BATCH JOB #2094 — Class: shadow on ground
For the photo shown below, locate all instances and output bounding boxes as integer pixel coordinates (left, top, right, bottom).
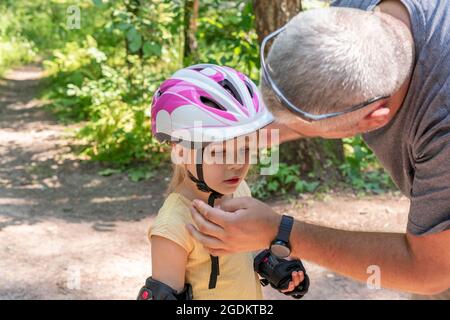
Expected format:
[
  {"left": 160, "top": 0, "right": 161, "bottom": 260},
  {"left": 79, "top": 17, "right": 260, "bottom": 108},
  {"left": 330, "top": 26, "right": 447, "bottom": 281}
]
[{"left": 0, "top": 64, "right": 166, "bottom": 232}]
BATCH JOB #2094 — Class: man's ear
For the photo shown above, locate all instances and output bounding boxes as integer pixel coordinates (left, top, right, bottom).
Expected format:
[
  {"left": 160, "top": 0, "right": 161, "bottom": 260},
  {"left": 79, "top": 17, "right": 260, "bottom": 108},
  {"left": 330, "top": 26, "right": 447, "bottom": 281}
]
[{"left": 358, "top": 106, "right": 391, "bottom": 131}]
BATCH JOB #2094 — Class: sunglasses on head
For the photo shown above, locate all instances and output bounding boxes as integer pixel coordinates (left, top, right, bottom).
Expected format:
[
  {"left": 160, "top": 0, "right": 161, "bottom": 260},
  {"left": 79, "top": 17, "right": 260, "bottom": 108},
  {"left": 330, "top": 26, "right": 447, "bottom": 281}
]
[{"left": 260, "top": 26, "right": 390, "bottom": 122}]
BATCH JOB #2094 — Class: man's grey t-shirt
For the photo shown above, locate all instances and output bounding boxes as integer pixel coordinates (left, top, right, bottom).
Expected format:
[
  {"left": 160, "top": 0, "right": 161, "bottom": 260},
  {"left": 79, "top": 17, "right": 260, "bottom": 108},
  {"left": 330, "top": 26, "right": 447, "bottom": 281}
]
[{"left": 332, "top": 0, "right": 450, "bottom": 235}]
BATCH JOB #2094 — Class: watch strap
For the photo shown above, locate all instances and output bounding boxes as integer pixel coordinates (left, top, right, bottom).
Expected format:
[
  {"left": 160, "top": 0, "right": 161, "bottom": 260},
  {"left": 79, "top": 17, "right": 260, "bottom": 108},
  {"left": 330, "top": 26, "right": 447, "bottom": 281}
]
[{"left": 277, "top": 215, "right": 294, "bottom": 244}]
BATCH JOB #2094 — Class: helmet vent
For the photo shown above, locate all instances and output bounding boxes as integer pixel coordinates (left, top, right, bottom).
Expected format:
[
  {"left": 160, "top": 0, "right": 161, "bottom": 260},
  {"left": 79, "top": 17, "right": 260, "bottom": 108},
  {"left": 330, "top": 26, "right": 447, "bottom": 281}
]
[
  {"left": 200, "top": 96, "right": 226, "bottom": 111},
  {"left": 219, "top": 79, "right": 243, "bottom": 105},
  {"left": 245, "top": 82, "right": 254, "bottom": 98}
]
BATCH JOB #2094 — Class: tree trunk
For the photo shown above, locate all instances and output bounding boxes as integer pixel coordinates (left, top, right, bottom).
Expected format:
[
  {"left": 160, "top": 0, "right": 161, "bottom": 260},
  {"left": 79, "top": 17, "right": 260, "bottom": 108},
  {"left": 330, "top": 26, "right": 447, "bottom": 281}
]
[
  {"left": 253, "top": 0, "right": 344, "bottom": 181},
  {"left": 254, "top": 0, "right": 302, "bottom": 44},
  {"left": 183, "top": 0, "right": 199, "bottom": 66}
]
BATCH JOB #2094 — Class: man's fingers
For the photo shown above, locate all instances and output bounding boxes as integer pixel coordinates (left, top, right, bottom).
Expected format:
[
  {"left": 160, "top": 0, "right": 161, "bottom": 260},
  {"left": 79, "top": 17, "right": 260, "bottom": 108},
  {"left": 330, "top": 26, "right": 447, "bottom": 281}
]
[
  {"left": 190, "top": 206, "right": 225, "bottom": 238},
  {"left": 185, "top": 224, "right": 225, "bottom": 250},
  {"left": 219, "top": 197, "right": 252, "bottom": 212},
  {"left": 192, "top": 200, "right": 231, "bottom": 226}
]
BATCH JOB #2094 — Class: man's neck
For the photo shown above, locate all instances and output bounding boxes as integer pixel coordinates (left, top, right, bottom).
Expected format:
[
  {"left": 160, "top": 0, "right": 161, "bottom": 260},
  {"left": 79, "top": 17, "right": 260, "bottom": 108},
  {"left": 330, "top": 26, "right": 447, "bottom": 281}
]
[{"left": 375, "top": 0, "right": 414, "bottom": 122}]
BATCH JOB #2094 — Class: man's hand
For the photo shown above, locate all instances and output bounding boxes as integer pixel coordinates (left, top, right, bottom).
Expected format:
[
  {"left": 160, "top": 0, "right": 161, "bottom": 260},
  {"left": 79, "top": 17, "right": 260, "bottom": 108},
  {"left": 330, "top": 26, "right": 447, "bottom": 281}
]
[{"left": 186, "top": 197, "right": 282, "bottom": 256}]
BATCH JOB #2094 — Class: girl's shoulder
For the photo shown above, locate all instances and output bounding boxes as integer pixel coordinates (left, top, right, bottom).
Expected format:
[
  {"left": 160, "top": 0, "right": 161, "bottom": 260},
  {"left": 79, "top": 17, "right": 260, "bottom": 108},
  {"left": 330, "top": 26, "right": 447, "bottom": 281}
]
[
  {"left": 157, "top": 192, "right": 192, "bottom": 220},
  {"left": 149, "top": 193, "right": 195, "bottom": 253}
]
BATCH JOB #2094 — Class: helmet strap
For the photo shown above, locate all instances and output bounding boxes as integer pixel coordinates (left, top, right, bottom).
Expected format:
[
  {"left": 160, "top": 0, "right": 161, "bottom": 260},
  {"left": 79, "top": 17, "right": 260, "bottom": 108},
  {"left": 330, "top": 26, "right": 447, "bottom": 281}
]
[
  {"left": 187, "top": 147, "right": 223, "bottom": 203},
  {"left": 186, "top": 147, "right": 222, "bottom": 289}
]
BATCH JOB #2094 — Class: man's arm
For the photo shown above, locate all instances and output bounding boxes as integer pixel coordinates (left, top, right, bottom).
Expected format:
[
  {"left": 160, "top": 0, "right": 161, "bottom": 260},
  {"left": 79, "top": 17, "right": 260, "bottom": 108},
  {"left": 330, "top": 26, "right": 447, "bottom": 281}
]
[
  {"left": 290, "top": 221, "right": 450, "bottom": 295},
  {"left": 187, "top": 197, "right": 450, "bottom": 295}
]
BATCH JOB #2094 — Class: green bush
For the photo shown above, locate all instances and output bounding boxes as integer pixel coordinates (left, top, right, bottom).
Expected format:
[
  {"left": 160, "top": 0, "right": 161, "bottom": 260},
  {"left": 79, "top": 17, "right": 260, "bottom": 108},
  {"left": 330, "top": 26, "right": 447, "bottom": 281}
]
[
  {"left": 0, "top": 38, "right": 36, "bottom": 76},
  {"left": 340, "top": 136, "right": 395, "bottom": 194},
  {"left": 42, "top": 36, "right": 105, "bottom": 122},
  {"left": 39, "top": 0, "right": 179, "bottom": 167},
  {"left": 195, "top": 0, "right": 259, "bottom": 81},
  {"left": 0, "top": 4, "right": 37, "bottom": 75},
  {"left": 249, "top": 161, "right": 320, "bottom": 199}
]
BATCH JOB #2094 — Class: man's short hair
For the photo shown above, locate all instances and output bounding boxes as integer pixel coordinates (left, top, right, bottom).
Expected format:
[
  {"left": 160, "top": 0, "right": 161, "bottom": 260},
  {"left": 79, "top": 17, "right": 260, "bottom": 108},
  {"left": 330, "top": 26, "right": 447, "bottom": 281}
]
[{"left": 261, "top": 7, "right": 414, "bottom": 122}]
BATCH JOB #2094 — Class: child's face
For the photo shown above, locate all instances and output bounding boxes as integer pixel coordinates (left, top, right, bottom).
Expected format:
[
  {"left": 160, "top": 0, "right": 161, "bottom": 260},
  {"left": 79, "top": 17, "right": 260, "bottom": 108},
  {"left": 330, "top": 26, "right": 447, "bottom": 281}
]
[{"left": 184, "top": 138, "right": 253, "bottom": 195}]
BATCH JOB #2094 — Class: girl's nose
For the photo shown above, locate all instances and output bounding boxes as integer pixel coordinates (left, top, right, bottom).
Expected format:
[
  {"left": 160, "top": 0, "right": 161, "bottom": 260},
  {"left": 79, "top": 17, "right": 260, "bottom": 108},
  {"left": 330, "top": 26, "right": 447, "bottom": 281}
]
[{"left": 227, "top": 161, "right": 246, "bottom": 170}]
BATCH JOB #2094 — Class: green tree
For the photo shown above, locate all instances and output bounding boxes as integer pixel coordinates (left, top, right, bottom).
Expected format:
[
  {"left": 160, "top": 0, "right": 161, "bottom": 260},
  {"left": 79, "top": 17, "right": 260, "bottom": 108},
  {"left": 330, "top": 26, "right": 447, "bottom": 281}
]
[{"left": 253, "top": 0, "right": 345, "bottom": 182}]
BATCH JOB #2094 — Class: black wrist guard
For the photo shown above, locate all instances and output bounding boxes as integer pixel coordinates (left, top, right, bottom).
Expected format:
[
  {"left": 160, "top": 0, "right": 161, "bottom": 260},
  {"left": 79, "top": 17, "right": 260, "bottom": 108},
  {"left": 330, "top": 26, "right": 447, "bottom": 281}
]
[{"left": 254, "top": 249, "right": 309, "bottom": 299}]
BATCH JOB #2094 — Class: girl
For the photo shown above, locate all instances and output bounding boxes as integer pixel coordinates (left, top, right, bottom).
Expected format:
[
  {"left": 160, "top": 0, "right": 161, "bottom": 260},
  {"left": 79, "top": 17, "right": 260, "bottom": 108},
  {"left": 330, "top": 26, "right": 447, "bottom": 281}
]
[{"left": 140, "top": 64, "right": 306, "bottom": 300}]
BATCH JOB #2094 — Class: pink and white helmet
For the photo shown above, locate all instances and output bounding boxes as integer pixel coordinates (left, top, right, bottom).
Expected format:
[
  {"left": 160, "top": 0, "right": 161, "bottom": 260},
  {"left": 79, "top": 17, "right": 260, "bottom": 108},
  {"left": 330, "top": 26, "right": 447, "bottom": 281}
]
[{"left": 151, "top": 64, "right": 274, "bottom": 144}]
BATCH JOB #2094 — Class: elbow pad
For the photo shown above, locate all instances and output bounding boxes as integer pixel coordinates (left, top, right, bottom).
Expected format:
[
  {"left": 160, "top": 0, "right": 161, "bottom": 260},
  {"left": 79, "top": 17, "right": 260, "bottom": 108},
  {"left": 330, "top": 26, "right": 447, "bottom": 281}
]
[{"left": 137, "top": 277, "right": 193, "bottom": 300}]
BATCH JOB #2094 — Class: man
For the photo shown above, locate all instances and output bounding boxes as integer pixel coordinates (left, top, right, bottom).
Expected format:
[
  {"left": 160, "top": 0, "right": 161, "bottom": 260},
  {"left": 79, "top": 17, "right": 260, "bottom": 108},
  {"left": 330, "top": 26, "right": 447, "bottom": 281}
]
[{"left": 186, "top": 0, "right": 450, "bottom": 296}]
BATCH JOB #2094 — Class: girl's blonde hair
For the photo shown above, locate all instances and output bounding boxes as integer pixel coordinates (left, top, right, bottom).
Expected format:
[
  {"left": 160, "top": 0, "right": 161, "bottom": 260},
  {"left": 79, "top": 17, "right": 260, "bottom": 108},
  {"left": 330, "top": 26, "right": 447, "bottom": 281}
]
[{"left": 166, "top": 163, "right": 186, "bottom": 196}]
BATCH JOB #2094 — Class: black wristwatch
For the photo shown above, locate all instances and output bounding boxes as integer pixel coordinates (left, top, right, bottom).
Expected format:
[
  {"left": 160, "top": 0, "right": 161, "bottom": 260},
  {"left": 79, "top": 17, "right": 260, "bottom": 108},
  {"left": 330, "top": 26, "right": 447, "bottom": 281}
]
[{"left": 270, "top": 215, "right": 294, "bottom": 258}]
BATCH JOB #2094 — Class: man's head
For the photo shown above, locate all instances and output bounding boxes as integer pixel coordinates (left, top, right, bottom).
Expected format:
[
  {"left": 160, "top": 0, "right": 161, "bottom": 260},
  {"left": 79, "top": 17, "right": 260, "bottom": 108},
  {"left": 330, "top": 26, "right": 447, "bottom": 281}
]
[{"left": 261, "top": 6, "right": 414, "bottom": 139}]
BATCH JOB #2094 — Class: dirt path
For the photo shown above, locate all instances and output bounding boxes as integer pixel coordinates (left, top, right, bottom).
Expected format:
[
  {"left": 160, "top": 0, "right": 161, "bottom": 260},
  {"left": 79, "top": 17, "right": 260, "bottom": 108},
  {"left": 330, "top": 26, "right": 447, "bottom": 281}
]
[{"left": 0, "top": 65, "right": 413, "bottom": 299}]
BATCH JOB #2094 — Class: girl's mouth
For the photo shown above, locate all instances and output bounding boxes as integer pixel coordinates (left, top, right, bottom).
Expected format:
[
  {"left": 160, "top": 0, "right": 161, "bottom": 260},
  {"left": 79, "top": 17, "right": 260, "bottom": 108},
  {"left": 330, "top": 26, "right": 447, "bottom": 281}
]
[{"left": 223, "top": 177, "right": 240, "bottom": 185}]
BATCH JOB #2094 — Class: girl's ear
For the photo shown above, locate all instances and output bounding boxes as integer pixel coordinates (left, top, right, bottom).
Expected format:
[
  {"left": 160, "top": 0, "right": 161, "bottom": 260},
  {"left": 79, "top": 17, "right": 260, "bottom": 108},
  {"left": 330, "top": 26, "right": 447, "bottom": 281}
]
[{"left": 171, "top": 144, "right": 185, "bottom": 165}]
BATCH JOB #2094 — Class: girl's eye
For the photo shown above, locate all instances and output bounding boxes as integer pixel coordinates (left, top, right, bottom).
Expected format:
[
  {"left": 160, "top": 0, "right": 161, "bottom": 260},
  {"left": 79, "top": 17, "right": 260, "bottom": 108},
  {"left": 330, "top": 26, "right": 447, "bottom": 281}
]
[{"left": 212, "top": 150, "right": 224, "bottom": 156}]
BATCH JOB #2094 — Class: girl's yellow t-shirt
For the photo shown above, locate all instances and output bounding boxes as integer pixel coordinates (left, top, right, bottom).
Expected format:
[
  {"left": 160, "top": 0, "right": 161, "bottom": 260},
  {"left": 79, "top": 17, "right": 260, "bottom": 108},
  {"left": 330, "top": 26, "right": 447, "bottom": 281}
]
[{"left": 149, "top": 180, "right": 263, "bottom": 300}]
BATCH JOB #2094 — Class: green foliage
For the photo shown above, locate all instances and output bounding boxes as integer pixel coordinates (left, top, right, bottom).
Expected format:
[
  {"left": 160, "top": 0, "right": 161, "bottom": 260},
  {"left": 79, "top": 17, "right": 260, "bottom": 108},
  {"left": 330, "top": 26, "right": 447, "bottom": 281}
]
[
  {"left": 250, "top": 162, "right": 320, "bottom": 199},
  {"left": 38, "top": 0, "right": 259, "bottom": 169},
  {"left": 101, "top": 0, "right": 181, "bottom": 58},
  {"left": 0, "top": 3, "right": 37, "bottom": 75},
  {"left": 127, "top": 166, "right": 155, "bottom": 182},
  {"left": 39, "top": 0, "right": 178, "bottom": 167},
  {"left": 249, "top": 136, "right": 394, "bottom": 198},
  {"left": 340, "top": 136, "right": 395, "bottom": 194},
  {"left": 0, "top": 39, "right": 36, "bottom": 76},
  {"left": 42, "top": 36, "right": 105, "bottom": 122},
  {"left": 3, "top": 0, "right": 395, "bottom": 192},
  {"left": 195, "top": 0, "right": 260, "bottom": 81},
  {"left": 50, "top": 52, "right": 168, "bottom": 165}
]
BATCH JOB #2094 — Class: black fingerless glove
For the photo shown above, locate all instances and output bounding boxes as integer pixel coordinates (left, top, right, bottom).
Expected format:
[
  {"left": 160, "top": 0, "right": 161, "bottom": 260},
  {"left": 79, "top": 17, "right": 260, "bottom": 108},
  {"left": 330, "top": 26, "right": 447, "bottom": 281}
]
[{"left": 254, "top": 249, "right": 309, "bottom": 299}]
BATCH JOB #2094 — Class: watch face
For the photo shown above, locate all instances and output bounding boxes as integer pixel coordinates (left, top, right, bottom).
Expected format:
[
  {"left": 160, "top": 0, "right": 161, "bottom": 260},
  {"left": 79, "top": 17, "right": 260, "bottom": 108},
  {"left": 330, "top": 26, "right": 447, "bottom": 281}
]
[{"left": 270, "top": 243, "right": 290, "bottom": 258}]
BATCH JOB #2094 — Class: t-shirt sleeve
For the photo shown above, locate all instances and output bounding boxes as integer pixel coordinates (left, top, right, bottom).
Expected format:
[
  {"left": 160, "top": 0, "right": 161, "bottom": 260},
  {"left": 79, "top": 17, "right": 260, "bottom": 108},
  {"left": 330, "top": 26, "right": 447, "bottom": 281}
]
[
  {"left": 149, "top": 198, "right": 195, "bottom": 253},
  {"left": 409, "top": 116, "right": 450, "bottom": 235}
]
